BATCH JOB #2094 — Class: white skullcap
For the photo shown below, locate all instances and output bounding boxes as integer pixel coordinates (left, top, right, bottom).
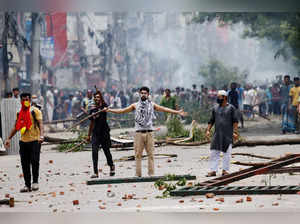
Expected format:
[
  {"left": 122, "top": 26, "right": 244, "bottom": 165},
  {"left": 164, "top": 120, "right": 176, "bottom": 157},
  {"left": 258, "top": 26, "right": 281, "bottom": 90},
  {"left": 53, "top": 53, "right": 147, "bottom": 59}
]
[{"left": 217, "top": 90, "right": 228, "bottom": 96}]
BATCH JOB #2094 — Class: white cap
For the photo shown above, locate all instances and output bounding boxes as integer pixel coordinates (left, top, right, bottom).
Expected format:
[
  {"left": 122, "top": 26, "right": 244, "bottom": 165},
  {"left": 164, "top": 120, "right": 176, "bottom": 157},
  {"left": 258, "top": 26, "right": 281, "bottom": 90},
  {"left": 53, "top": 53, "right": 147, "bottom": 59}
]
[{"left": 217, "top": 90, "right": 228, "bottom": 97}]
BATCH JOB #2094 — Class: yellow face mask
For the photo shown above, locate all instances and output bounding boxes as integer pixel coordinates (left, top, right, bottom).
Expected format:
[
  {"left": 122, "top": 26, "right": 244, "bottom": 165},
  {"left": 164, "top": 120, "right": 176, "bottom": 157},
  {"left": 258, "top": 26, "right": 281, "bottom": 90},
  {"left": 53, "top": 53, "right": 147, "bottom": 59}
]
[{"left": 24, "top": 101, "right": 30, "bottom": 107}]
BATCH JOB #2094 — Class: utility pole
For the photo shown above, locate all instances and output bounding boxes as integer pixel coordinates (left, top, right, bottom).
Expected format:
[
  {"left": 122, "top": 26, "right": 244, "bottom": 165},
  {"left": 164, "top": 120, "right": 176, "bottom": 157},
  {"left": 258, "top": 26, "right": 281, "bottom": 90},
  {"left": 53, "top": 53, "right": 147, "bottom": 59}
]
[
  {"left": 29, "top": 13, "right": 41, "bottom": 95},
  {"left": 2, "top": 12, "right": 10, "bottom": 97},
  {"left": 75, "top": 13, "right": 86, "bottom": 88},
  {"left": 113, "top": 12, "right": 128, "bottom": 91}
]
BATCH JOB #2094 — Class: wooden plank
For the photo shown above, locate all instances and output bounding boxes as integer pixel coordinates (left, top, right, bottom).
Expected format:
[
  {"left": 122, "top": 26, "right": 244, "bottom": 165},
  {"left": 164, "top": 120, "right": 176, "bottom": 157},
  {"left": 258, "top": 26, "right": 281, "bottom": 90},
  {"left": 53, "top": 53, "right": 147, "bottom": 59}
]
[
  {"left": 1, "top": 99, "right": 21, "bottom": 155},
  {"left": 111, "top": 136, "right": 134, "bottom": 144},
  {"left": 205, "top": 154, "right": 300, "bottom": 187},
  {"left": 196, "top": 154, "right": 300, "bottom": 187},
  {"left": 86, "top": 174, "right": 196, "bottom": 185},
  {"left": 170, "top": 185, "right": 300, "bottom": 196}
]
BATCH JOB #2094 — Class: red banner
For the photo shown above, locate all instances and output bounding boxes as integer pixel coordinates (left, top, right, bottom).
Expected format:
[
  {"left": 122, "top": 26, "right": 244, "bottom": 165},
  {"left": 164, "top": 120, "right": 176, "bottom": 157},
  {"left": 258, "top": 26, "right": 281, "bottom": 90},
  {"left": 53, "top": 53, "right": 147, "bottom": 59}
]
[{"left": 45, "top": 12, "right": 67, "bottom": 67}]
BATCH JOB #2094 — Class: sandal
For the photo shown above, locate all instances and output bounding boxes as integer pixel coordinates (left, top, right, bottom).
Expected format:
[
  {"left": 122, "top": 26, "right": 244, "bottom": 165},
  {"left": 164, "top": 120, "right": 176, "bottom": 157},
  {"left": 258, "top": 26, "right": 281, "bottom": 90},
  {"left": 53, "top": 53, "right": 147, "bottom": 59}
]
[
  {"left": 222, "top": 170, "right": 229, "bottom": 176},
  {"left": 205, "top": 171, "right": 216, "bottom": 177}
]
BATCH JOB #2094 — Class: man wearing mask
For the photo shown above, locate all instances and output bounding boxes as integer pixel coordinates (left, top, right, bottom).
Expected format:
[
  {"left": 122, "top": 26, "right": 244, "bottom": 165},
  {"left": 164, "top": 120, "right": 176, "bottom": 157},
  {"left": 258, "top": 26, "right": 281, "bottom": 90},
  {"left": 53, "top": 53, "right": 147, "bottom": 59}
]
[
  {"left": 5, "top": 93, "right": 44, "bottom": 192},
  {"left": 31, "top": 94, "right": 42, "bottom": 110},
  {"left": 205, "top": 90, "right": 239, "bottom": 177},
  {"left": 289, "top": 77, "right": 300, "bottom": 134},
  {"left": 106, "top": 86, "right": 187, "bottom": 177}
]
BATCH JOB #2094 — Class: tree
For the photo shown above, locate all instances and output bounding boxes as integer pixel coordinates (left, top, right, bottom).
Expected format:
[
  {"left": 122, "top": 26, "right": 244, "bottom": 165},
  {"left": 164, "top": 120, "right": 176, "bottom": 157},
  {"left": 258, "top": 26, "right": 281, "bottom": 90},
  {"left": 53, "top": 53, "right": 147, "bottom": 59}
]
[
  {"left": 199, "top": 59, "right": 247, "bottom": 88},
  {"left": 193, "top": 13, "right": 300, "bottom": 71}
]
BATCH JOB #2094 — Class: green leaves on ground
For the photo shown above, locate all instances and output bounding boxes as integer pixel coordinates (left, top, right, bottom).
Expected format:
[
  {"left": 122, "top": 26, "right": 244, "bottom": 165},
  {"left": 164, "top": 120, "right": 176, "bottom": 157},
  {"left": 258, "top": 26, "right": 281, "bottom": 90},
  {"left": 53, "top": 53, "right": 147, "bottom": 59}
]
[
  {"left": 154, "top": 174, "right": 187, "bottom": 198},
  {"left": 58, "top": 131, "right": 88, "bottom": 152}
]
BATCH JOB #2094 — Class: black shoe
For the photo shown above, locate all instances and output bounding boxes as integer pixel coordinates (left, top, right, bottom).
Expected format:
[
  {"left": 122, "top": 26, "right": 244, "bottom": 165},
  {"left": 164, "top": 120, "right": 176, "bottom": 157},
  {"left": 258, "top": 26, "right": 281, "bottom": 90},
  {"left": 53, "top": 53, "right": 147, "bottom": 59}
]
[
  {"left": 90, "top": 174, "right": 99, "bottom": 179},
  {"left": 110, "top": 166, "right": 115, "bottom": 176}
]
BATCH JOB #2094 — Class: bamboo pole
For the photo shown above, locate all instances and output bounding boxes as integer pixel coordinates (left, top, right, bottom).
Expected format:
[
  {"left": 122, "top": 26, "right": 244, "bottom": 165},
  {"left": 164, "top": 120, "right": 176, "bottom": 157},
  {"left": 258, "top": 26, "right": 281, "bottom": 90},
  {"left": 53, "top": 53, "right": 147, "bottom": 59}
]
[
  {"left": 114, "top": 153, "right": 178, "bottom": 162},
  {"left": 65, "top": 140, "right": 87, "bottom": 153},
  {"left": 66, "top": 109, "right": 105, "bottom": 132},
  {"left": 233, "top": 138, "right": 300, "bottom": 147},
  {"left": 44, "top": 118, "right": 76, "bottom": 125},
  {"left": 232, "top": 153, "right": 275, "bottom": 160}
]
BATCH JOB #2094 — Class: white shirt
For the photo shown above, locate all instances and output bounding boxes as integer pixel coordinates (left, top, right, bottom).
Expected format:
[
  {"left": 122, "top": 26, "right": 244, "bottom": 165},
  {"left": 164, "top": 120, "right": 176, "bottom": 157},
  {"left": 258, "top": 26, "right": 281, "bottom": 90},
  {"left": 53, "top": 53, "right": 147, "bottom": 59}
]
[
  {"left": 244, "top": 89, "right": 256, "bottom": 106},
  {"left": 46, "top": 90, "right": 54, "bottom": 108}
]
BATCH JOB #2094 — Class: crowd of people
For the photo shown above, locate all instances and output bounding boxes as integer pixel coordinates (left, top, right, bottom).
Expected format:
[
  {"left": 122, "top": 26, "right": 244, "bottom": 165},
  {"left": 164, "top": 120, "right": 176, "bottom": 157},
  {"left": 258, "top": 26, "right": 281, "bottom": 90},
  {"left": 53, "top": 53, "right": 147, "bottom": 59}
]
[
  {"left": 4, "top": 75, "right": 300, "bottom": 134},
  {"left": 3, "top": 74, "right": 300, "bottom": 193},
  {"left": 3, "top": 74, "right": 300, "bottom": 134},
  {"left": 156, "top": 76, "right": 300, "bottom": 134}
]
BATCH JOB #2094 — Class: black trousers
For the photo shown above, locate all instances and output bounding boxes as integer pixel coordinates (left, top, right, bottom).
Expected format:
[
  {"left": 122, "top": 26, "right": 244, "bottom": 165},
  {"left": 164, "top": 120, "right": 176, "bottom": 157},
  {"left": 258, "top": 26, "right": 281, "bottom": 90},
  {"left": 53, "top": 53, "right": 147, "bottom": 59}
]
[
  {"left": 92, "top": 133, "right": 114, "bottom": 174},
  {"left": 19, "top": 141, "right": 41, "bottom": 188},
  {"left": 292, "top": 106, "right": 300, "bottom": 131},
  {"left": 272, "top": 100, "right": 281, "bottom": 115}
]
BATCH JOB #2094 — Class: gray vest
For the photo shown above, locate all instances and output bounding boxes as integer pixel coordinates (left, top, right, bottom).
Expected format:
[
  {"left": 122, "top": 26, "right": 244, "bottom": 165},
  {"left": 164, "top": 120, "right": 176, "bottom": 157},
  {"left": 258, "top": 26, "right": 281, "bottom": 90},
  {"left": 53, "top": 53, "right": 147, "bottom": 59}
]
[{"left": 134, "top": 102, "right": 154, "bottom": 131}]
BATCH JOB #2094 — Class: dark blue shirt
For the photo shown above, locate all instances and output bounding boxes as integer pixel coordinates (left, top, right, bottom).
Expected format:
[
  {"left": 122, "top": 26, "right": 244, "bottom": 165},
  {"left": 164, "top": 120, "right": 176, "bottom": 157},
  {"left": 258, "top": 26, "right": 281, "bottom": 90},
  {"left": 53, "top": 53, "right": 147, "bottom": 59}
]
[
  {"left": 280, "top": 84, "right": 291, "bottom": 104},
  {"left": 228, "top": 89, "right": 239, "bottom": 109}
]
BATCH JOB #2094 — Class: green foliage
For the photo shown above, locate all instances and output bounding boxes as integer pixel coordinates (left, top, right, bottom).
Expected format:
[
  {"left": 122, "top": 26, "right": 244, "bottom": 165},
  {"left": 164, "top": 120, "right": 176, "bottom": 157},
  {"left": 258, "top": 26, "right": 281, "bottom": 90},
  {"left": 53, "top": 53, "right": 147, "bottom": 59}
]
[
  {"left": 154, "top": 174, "right": 188, "bottom": 198},
  {"left": 164, "top": 173, "right": 179, "bottom": 181},
  {"left": 58, "top": 130, "right": 88, "bottom": 152},
  {"left": 166, "top": 116, "right": 189, "bottom": 138},
  {"left": 154, "top": 179, "right": 166, "bottom": 188},
  {"left": 182, "top": 103, "right": 211, "bottom": 124},
  {"left": 191, "top": 126, "right": 208, "bottom": 142},
  {"left": 199, "top": 59, "right": 247, "bottom": 89},
  {"left": 164, "top": 112, "right": 213, "bottom": 142},
  {"left": 176, "top": 178, "right": 187, "bottom": 186}
]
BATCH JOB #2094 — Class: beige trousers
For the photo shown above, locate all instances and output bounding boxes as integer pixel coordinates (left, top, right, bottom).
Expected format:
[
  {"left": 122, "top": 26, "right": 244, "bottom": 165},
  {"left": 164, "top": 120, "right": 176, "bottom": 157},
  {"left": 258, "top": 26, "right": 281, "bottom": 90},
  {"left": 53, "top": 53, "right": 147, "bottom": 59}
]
[{"left": 134, "top": 132, "right": 154, "bottom": 177}]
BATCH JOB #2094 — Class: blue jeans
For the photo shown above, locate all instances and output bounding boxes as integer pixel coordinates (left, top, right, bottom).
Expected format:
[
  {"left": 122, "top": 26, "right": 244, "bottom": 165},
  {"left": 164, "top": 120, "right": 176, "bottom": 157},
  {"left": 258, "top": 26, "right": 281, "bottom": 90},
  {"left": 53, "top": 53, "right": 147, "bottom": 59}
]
[{"left": 281, "top": 104, "right": 295, "bottom": 132}]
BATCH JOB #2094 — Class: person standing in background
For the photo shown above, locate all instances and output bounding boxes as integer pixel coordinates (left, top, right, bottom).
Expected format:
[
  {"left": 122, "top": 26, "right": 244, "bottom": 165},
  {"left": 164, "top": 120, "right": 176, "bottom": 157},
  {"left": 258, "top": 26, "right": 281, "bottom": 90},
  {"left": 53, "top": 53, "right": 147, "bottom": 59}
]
[
  {"left": 271, "top": 83, "right": 281, "bottom": 116},
  {"left": 46, "top": 86, "right": 54, "bottom": 122},
  {"left": 12, "top": 87, "right": 20, "bottom": 99},
  {"left": 289, "top": 77, "right": 300, "bottom": 134},
  {"left": 228, "top": 82, "right": 244, "bottom": 128},
  {"left": 280, "top": 75, "right": 293, "bottom": 134},
  {"left": 243, "top": 84, "right": 256, "bottom": 119}
]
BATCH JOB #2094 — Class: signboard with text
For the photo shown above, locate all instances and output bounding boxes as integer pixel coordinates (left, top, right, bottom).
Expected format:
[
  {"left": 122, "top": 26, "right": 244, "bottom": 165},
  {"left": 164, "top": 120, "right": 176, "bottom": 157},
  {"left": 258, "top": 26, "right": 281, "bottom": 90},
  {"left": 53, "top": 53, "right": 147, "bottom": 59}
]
[{"left": 40, "top": 37, "right": 55, "bottom": 60}]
